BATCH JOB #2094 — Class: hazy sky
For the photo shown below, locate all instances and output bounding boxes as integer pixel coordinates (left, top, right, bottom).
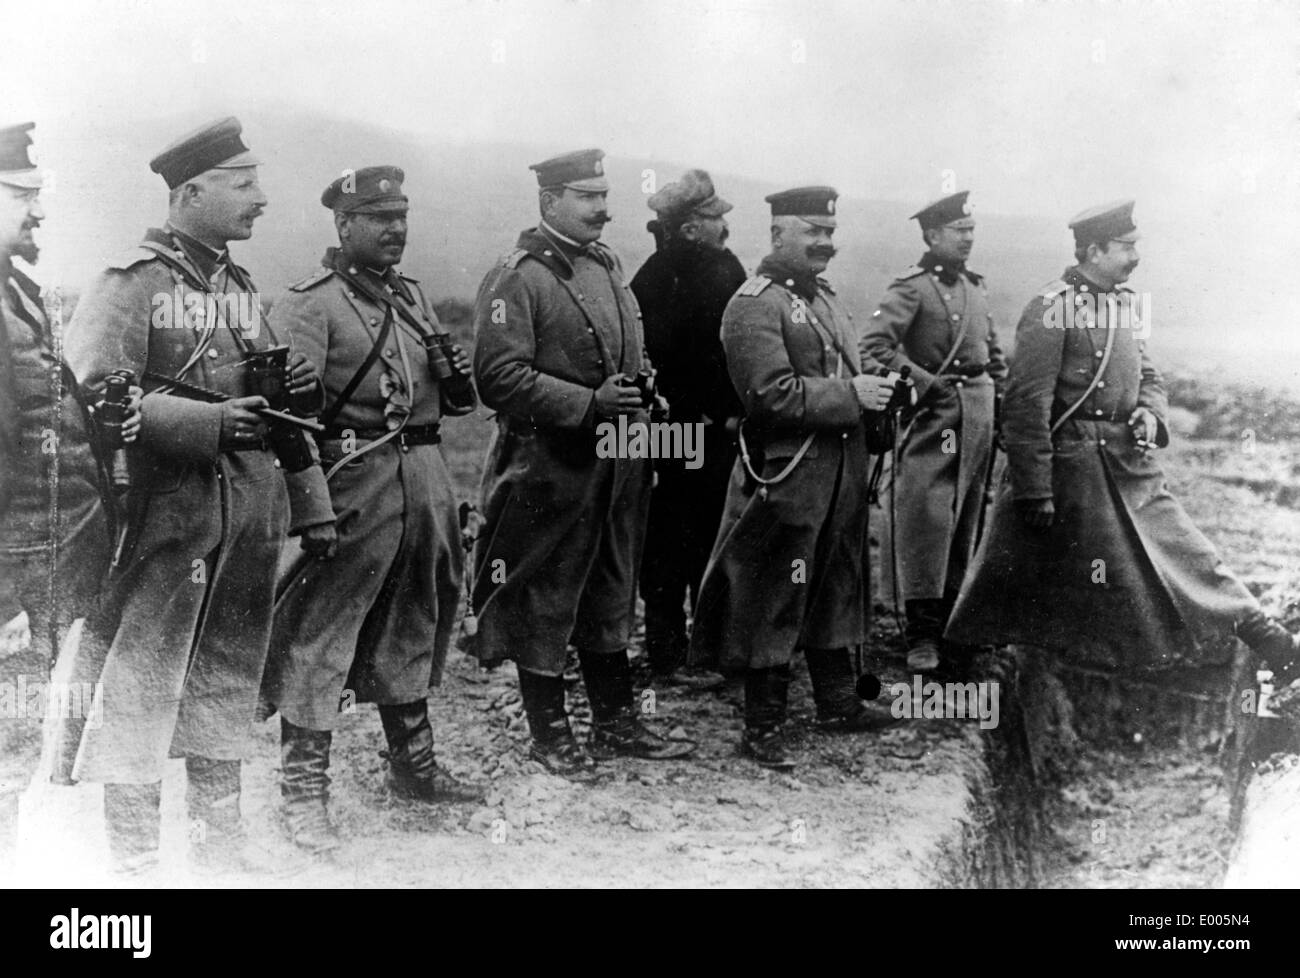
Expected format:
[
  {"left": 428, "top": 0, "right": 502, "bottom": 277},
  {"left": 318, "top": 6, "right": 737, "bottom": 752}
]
[
  {"left": 8, "top": 0, "right": 1295, "bottom": 210},
  {"left": 5, "top": 0, "right": 1299, "bottom": 367}
]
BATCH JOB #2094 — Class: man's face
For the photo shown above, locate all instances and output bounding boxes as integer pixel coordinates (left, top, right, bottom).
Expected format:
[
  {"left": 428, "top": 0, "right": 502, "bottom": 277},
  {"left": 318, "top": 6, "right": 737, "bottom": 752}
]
[
  {"left": 774, "top": 218, "right": 837, "bottom": 275},
  {"left": 927, "top": 222, "right": 975, "bottom": 264},
  {"left": 187, "top": 167, "right": 268, "bottom": 243},
  {"left": 1090, "top": 238, "right": 1140, "bottom": 285},
  {"left": 543, "top": 188, "right": 610, "bottom": 245},
  {"left": 0, "top": 184, "right": 44, "bottom": 263},
  {"left": 339, "top": 209, "right": 408, "bottom": 268},
  {"left": 681, "top": 214, "right": 729, "bottom": 251}
]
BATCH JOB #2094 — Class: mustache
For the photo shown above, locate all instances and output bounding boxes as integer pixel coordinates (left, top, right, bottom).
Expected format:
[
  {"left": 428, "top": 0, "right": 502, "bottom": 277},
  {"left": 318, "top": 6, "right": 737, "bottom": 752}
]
[
  {"left": 586, "top": 214, "right": 611, "bottom": 226},
  {"left": 380, "top": 235, "right": 406, "bottom": 246},
  {"left": 807, "top": 245, "right": 837, "bottom": 259}
]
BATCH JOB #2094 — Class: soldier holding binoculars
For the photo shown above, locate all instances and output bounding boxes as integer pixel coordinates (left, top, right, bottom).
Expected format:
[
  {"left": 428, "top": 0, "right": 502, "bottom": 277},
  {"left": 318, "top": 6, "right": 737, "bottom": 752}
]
[
  {"left": 259, "top": 165, "right": 483, "bottom": 857},
  {"left": 63, "top": 117, "right": 324, "bottom": 875}
]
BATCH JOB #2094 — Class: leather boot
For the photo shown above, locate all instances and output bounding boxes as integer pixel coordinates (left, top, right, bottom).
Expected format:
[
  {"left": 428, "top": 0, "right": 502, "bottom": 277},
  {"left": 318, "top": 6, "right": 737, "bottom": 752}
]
[
  {"left": 187, "top": 757, "right": 301, "bottom": 876},
  {"left": 741, "top": 665, "right": 794, "bottom": 769},
  {"left": 519, "top": 668, "right": 600, "bottom": 782},
  {"left": 806, "top": 647, "right": 902, "bottom": 733},
  {"left": 104, "top": 782, "right": 162, "bottom": 876},
  {"left": 378, "top": 700, "right": 485, "bottom": 804},
  {"left": 1238, "top": 609, "right": 1300, "bottom": 680},
  {"left": 280, "top": 718, "right": 340, "bottom": 856},
  {"left": 581, "top": 648, "right": 697, "bottom": 760},
  {"left": 905, "top": 599, "right": 944, "bottom": 672}
]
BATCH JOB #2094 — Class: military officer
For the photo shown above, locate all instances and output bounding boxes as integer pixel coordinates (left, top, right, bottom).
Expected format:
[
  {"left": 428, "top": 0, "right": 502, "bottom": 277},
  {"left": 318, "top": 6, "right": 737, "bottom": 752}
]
[
  {"left": 630, "top": 169, "right": 746, "bottom": 690},
  {"left": 261, "top": 166, "right": 482, "bottom": 856},
  {"left": 947, "top": 201, "right": 1299, "bottom": 678},
  {"left": 471, "top": 148, "right": 696, "bottom": 779},
  {"left": 688, "top": 187, "right": 901, "bottom": 769},
  {"left": 64, "top": 117, "right": 322, "bottom": 875},
  {"left": 861, "top": 191, "right": 1006, "bottom": 674},
  {"left": 0, "top": 122, "right": 138, "bottom": 863}
]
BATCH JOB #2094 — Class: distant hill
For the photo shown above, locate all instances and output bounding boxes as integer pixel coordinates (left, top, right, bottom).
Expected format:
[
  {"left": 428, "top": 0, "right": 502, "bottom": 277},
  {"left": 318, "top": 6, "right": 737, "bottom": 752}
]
[
  {"left": 31, "top": 107, "right": 1296, "bottom": 386},
  {"left": 36, "top": 108, "right": 1063, "bottom": 334}
]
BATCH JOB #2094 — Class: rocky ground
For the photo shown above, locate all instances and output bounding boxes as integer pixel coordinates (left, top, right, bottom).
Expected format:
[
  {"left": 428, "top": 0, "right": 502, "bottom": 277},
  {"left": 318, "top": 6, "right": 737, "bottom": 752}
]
[{"left": 5, "top": 391, "right": 1300, "bottom": 888}]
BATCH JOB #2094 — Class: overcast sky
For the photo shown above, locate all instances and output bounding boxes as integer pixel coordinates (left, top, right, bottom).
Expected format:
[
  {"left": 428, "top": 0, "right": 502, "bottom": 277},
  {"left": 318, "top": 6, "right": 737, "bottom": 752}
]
[{"left": 5, "top": 0, "right": 1299, "bottom": 367}]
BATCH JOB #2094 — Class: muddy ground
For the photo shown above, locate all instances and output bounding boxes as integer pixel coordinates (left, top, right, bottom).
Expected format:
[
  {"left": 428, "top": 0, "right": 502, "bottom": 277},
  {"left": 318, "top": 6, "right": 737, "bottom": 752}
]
[{"left": 5, "top": 404, "right": 1300, "bottom": 888}]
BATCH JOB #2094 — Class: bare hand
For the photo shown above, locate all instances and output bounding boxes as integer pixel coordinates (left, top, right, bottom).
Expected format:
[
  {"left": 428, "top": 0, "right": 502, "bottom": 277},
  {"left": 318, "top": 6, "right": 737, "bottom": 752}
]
[
  {"left": 219, "top": 395, "right": 270, "bottom": 449},
  {"left": 447, "top": 343, "right": 472, "bottom": 377},
  {"left": 1128, "top": 407, "right": 1158, "bottom": 451},
  {"left": 301, "top": 520, "right": 338, "bottom": 560},
  {"left": 852, "top": 373, "right": 894, "bottom": 412},
  {"left": 287, "top": 352, "right": 320, "bottom": 396},
  {"left": 1017, "top": 498, "right": 1055, "bottom": 530},
  {"left": 122, "top": 386, "right": 143, "bottom": 444},
  {"left": 594, "top": 374, "right": 643, "bottom": 417}
]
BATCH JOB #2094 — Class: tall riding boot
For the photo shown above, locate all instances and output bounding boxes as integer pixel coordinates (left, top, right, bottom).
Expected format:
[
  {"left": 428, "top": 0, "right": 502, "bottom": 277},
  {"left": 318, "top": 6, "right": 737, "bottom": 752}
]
[
  {"left": 905, "top": 599, "right": 945, "bottom": 672},
  {"left": 741, "top": 665, "right": 793, "bottom": 769},
  {"left": 1237, "top": 608, "right": 1300, "bottom": 680},
  {"left": 103, "top": 782, "right": 162, "bottom": 876},
  {"left": 518, "top": 667, "right": 599, "bottom": 782},
  {"left": 580, "top": 648, "right": 696, "bottom": 760},
  {"left": 378, "top": 700, "right": 485, "bottom": 804},
  {"left": 187, "top": 756, "right": 300, "bottom": 876},
  {"left": 806, "top": 647, "right": 901, "bottom": 733},
  {"left": 280, "top": 718, "right": 339, "bottom": 856}
]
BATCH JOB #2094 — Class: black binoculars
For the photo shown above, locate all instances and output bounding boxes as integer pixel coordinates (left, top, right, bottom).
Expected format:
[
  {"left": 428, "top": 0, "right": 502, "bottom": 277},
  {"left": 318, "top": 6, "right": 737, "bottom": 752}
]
[
  {"left": 97, "top": 368, "right": 134, "bottom": 493},
  {"left": 421, "top": 331, "right": 476, "bottom": 401},
  {"left": 624, "top": 368, "right": 668, "bottom": 421},
  {"left": 245, "top": 345, "right": 314, "bottom": 472}
]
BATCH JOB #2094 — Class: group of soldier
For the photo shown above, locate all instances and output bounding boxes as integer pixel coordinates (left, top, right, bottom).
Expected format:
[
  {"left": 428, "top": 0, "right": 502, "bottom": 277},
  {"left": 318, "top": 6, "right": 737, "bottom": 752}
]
[{"left": 3, "top": 114, "right": 1299, "bottom": 876}]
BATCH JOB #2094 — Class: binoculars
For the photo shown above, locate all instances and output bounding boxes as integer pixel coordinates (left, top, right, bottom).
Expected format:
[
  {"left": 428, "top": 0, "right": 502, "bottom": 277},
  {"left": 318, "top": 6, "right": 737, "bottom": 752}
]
[
  {"left": 245, "top": 345, "right": 315, "bottom": 472},
  {"left": 97, "top": 369, "right": 135, "bottom": 493},
  {"left": 420, "top": 331, "right": 476, "bottom": 403},
  {"left": 623, "top": 368, "right": 668, "bottom": 421}
]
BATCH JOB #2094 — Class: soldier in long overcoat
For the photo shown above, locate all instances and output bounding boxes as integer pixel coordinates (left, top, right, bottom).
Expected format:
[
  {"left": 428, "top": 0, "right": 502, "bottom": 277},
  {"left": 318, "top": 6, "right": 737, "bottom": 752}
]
[
  {"left": 947, "top": 201, "right": 1299, "bottom": 676},
  {"left": 63, "top": 118, "right": 322, "bottom": 874},
  {"left": 688, "top": 187, "right": 901, "bottom": 769},
  {"left": 0, "top": 122, "right": 138, "bottom": 862},
  {"left": 861, "top": 191, "right": 1005, "bottom": 673},
  {"left": 260, "top": 166, "right": 482, "bottom": 856},
  {"left": 629, "top": 168, "right": 745, "bottom": 689},
  {"left": 471, "top": 149, "right": 696, "bottom": 779}
]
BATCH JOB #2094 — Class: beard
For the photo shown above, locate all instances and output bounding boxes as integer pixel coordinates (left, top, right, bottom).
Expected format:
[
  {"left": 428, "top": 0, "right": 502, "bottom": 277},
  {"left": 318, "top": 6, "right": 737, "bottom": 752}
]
[{"left": 14, "top": 237, "right": 38, "bottom": 264}]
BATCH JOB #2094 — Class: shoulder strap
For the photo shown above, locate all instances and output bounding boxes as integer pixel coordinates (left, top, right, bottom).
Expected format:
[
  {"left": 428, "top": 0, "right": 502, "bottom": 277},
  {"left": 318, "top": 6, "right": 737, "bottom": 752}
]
[
  {"left": 318, "top": 304, "right": 395, "bottom": 430},
  {"left": 924, "top": 275, "right": 970, "bottom": 377},
  {"left": 1050, "top": 321, "right": 1117, "bottom": 435}
]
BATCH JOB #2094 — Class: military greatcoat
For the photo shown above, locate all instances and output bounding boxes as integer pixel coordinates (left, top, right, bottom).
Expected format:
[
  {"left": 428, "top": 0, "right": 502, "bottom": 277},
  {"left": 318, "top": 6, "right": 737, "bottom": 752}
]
[
  {"left": 63, "top": 226, "right": 314, "bottom": 783},
  {"left": 688, "top": 258, "right": 874, "bottom": 674},
  {"left": 261, "top": 249, "right": 475, "bottom": 730},
  {"left": 471, "top": 227, "right": 652, "bottom": 676},
  {"left": 946, "top": 267, "right": 1259, "bottom": 669},
  {"left": 861, "top": 255, "right": 1005, "bottom": 602}
]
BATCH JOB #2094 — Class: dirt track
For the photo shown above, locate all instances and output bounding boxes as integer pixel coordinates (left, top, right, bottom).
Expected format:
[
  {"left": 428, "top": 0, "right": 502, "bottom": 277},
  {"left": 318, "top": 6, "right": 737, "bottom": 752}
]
[{"left": 7, "top": 418, "right": 1300, "bottom": 888}]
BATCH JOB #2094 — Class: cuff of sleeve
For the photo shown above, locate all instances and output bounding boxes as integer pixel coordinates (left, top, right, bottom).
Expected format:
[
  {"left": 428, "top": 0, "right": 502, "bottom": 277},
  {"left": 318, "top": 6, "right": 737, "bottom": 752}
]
[
  {"left": 139, "top": 394, "right": 222, "bottom": 463},
  {"left": 284, "top": 464, "right": 334, "bottom": 535}
]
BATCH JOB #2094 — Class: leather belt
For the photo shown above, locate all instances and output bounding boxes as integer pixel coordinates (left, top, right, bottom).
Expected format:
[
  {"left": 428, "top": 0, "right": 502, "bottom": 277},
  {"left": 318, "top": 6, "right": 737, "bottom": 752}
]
[{"left": 323, "top": 422, "right": 441, "bottom": 446}]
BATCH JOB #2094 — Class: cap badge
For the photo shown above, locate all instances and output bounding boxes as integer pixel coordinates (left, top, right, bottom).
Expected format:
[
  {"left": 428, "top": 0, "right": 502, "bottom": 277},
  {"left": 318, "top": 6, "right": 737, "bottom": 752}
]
[
  {"left": 593, "top": 159, "right": 603, "bottom": 175},
  {"left": 827, "top": 199, "right": 835, "bottom": 214}
]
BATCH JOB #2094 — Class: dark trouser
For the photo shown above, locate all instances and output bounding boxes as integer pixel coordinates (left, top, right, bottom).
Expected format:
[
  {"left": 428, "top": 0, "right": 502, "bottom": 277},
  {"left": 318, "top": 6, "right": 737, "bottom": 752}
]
[
  {"left": 640, "top": 427, "right": 735, "bottom": 673},
  {"left": 103, "top": 756, "right": 243, "bottom": 864},
  {"left": 519, "top": 648, "right": 634, "bottom": 737}
]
